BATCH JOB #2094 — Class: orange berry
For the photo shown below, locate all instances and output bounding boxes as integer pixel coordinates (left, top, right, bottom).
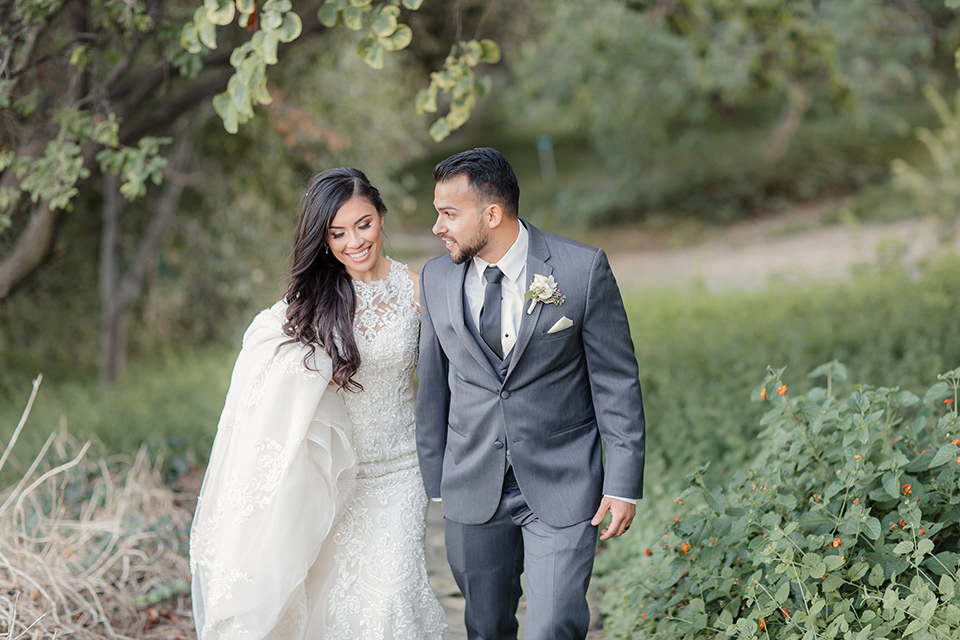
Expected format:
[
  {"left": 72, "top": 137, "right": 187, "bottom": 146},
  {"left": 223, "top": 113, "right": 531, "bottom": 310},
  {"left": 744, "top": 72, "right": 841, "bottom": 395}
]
[
  {"left": 777, "top": 385, "right": 788, "bottom": 396},
  {"left": 902, "top": 483, "right": 912, "bottom": 495},
  {"left": 681, "top": 542, "right": 691, "bottom": 554},
  {"left": 832, "top": 537, "right": 842, "bottom": 547},
  {"left": 645, "top": 549, "right": 652, "bottom": 556},
  {"left": 761, "top": 388, "right": 767, "bottom": 399}
]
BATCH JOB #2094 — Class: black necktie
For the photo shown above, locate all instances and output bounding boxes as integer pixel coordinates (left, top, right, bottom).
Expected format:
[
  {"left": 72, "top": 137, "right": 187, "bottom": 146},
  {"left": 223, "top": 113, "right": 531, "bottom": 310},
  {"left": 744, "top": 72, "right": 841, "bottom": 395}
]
[{"left": 480, "top": 265, "right": 504, "bottom": 359}]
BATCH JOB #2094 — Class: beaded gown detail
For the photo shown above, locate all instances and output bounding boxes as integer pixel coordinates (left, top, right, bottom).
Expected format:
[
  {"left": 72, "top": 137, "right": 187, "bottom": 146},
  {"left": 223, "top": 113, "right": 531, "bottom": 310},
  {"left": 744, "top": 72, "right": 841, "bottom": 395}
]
[
  {"left": 320, "top": 259, "right": 447, "bottom": 639},
  {"left": 190, "top": 258, "right": 446, "bottom": 639}
]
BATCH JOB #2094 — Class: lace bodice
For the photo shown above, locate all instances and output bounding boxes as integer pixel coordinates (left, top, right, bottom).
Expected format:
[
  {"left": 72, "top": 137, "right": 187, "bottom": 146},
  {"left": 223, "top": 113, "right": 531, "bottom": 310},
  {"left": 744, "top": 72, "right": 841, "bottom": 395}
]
[{"left": 340, "top": 258, "right": 420, "bottom": 473}]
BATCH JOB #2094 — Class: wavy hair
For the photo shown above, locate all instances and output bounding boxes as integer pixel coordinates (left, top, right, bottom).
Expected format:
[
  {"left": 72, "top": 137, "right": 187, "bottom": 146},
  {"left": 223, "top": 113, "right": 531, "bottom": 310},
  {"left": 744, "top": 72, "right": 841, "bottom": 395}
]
[{"left": 282, "top": 167, "right": 387, "bottom": 391}]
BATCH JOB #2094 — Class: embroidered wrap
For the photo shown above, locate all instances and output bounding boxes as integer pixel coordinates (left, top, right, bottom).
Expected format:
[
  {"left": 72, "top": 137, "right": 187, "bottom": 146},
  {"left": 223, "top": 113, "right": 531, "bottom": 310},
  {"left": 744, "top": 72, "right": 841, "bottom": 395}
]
[{"left": 190, "top": 301, "right": 356, "bottom": 639}]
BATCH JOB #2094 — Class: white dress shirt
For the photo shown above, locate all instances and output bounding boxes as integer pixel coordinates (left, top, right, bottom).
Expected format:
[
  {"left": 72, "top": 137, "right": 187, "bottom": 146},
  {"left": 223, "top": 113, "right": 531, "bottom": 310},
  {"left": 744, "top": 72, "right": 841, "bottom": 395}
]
[{"left": 465, "top": 222, "right": 528, "bottom": 359}]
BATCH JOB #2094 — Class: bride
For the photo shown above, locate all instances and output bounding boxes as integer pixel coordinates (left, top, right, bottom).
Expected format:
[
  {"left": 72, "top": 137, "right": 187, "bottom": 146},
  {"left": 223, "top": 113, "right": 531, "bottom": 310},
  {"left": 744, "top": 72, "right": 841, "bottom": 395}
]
[{"left": 190, "top": 168, "right": 448, "bottom": 639}]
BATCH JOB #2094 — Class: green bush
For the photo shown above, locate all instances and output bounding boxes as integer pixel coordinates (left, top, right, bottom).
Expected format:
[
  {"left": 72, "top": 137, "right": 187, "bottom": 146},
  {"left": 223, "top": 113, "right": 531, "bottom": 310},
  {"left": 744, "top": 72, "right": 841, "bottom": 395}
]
[
  {"left": 625, "top": 251, "right": 960, "bottom": 497},
  {"left": 602, "top": 362, "right": 960, "bottom": 639}
]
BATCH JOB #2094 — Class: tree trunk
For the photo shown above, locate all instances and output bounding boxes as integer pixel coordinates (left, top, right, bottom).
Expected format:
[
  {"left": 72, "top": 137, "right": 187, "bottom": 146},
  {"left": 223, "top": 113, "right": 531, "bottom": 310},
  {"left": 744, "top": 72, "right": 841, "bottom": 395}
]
[
  {"left": 764, "top": 86, "right": 811, "bottom": 167},
  {"left": 98, "top": 117, "right": 198, "bottom": 384}
]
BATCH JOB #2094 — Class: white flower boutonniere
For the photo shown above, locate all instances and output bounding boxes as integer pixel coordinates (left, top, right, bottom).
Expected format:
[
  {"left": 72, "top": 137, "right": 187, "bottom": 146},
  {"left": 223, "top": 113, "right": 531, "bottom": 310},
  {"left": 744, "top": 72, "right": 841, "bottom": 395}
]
[{"left": 524, "top": 274, "right": 565, "bottom": 314}]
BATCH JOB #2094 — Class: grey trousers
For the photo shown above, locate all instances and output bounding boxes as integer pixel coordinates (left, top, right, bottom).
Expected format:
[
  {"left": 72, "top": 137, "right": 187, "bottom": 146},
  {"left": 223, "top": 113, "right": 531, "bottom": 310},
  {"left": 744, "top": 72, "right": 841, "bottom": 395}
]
[{"left": 444, "top": 467, "right": 597, "bottom": 640}]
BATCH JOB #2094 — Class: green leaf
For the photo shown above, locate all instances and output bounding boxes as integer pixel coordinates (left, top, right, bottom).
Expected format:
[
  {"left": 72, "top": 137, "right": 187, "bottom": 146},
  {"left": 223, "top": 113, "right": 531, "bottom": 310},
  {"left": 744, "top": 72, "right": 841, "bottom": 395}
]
[
  {"left": 415, "top": 85, "right": 438, "bottom": 114},
  {"left": 180, "top": 22, "right": 202, "bottom": 54},
  {"left": 927, "top": 445, "right": 956, "bottom": 469},
  {"left": 212, "top": 92, "right": 239, "bottom": 133},
  {"left": 893, "top": 540, "right": 913, "bottom": 555},
  {"left": 349, "top": 0, "right": 372, "bottom": 5},
  {"left": 920, "top": 597, "right": 937, "bottom": 620},
  {"left": 939, "top": 575, "right": 955, "bottom": 598},
  {"left": 848, "top": 560, "right": 870, "bottom": 581},
  {"left": 343, "top": 4, "right": 364, "bottom": 29},
  {"left": 195, "top": 8, "right": 219, "bottom": 50},
  {"left": 893, "top": 390, "right": 921, "bottom": 407},
  {"left": 864, "top": 517, "right": 882, "bottom": 540},
  {"left": 237, "top": 0, "right": 256, "bottom": 13},
  {"left": 916, "top": 539, "right": 934, "bottom": 558},
  {"left": 924, "top": 381, "right": 950, "bottom": 404},
  {"left": 868, "top": 563, "right": 885, "bottom": 587},
  {"left": 882, "top": 471, "right": 901, "bottom": 498},
  {"left": 357, "top": 37, "right": 384, "bottom": 69},
  {"left": 277, "top": 12, "right": 302, "bottom": 42},
  {"left": 204, "top": 0, "right": 236, "bottom": 25},
  {"left": 774, "top": 581, "right": 790, "bottom": 604},
  {"left": 480, "top": 39, "right": 501, "bottom": 64},
  {"left": 904, "top": 618, "right": 925, "bottom": 636},
  {"left": 261, "top": 30, "right": 280, "bottom": 64},
  {"left": 318, "top": 3, "right": 340, "bottom": 27},
  {"left": 261, "top": 7, "right": 282, "bottom": 30},
  {"left": 402, "top": 0, "right": 423, "bottom": 8},
  {"left": 429, "top": 117, "right": 452, "bottom": 142},
  {"left": 381, "top": 23, "right": 412, "bottom": 51},
  {"left": 371, "top": 7, "right": 399, "bottom": 36},
  {"left": 824, "top": 555, "right": 845, "bottom": 571}
]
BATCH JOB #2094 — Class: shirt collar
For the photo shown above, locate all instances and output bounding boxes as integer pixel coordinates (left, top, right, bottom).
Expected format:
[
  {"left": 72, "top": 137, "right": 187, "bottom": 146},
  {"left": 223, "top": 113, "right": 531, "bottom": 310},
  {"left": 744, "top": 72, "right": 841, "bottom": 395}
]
[{"left": 472, "top": 221, "right": 528, "bottom": 284}]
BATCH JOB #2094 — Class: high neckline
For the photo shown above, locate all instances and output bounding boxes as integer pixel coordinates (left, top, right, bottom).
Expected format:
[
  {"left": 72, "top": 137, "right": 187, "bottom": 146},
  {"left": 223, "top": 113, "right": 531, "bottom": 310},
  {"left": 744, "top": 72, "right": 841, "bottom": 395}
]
[{"left": 352, "top": 257, "right": 394, "bottom": 286}]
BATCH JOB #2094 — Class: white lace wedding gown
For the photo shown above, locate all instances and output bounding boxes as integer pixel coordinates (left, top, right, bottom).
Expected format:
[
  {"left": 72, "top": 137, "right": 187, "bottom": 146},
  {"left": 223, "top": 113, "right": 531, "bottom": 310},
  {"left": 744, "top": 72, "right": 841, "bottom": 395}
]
[
  {"left": 190, "top": 258, "right": 447, "bottom": 639},
  {"left": 319, "top": 259, "right": 447, "bottom": 638}
]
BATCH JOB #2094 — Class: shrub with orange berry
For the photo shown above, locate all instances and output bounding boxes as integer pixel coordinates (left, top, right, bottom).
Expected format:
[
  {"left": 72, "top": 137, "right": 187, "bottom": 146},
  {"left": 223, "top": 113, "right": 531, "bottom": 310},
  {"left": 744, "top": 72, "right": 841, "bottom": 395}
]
[{"left": 599, "top": 362, "right": 960, "bottom": 639}]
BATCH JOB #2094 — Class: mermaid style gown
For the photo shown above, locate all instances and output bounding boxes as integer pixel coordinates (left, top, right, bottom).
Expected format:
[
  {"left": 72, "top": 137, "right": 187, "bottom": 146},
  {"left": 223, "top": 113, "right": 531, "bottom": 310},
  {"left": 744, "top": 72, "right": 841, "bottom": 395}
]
[{"left": 190, "top": 258, "right": 447, "bottom": 639}]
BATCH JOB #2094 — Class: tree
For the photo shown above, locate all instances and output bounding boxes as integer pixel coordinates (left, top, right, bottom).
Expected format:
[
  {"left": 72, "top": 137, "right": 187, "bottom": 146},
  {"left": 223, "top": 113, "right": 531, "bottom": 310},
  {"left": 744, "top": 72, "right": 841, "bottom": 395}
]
[
  {"left": 0, "top": 0, "right": 500, "bottom": 382},
  {"left": 510, "top": 0, "right": 942, "bottom": 221}
]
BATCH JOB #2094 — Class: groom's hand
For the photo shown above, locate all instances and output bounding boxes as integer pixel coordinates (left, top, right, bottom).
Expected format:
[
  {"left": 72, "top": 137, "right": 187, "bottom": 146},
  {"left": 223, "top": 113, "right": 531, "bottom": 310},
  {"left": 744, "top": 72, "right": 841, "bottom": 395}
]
[{"left": 592, "top": 497, "right": 636, "bottom": 541}]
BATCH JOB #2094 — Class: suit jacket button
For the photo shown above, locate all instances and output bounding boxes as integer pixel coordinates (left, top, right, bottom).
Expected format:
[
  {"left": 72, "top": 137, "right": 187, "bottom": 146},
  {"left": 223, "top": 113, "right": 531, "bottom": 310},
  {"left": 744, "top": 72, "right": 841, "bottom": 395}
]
[
  {"left": 494, "top": 440, "right": 504, "bottom": 449},
  {"left": 500, "top": 369, "right": 508, "bottom": 378},
  {"left": 500, "top": 390, "right": 510, "bottom": 399}
]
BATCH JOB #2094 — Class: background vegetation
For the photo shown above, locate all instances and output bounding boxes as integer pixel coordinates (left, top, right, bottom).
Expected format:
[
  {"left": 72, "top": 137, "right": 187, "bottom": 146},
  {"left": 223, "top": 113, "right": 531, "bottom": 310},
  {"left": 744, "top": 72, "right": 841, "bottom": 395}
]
[{"left": 4, "top": 0, "right": 960, "bottom": 637}]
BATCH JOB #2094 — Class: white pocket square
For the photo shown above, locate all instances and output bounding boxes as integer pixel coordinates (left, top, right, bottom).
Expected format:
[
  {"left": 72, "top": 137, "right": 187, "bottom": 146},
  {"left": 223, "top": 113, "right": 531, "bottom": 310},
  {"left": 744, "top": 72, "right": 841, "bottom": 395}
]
[{"left": 547, "top": 316, "right": 574, "bottom": 334}]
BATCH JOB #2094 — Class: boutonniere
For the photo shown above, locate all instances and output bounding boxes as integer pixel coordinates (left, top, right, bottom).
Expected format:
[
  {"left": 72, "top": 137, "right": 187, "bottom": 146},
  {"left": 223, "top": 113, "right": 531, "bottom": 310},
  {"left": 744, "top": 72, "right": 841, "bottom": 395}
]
[{"left": 524, "top": 274, "right": 565, "bottom": 314}]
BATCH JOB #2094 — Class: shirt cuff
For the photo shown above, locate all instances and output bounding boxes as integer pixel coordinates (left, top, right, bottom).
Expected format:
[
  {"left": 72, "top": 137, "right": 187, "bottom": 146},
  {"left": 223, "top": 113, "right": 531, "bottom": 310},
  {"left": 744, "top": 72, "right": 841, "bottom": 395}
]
[
  {"left": 430, "top": 497, "right": 442, "bottom": 503},
  {"left": 605, "top": 494, "right": 637, "bottom": 505}
]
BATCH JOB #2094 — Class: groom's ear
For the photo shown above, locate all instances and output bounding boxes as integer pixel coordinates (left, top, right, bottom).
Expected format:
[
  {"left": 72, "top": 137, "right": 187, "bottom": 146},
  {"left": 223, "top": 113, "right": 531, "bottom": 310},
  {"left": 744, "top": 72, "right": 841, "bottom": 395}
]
[{"left": 484, "top": 203, "right": 505, "bottom": 229}]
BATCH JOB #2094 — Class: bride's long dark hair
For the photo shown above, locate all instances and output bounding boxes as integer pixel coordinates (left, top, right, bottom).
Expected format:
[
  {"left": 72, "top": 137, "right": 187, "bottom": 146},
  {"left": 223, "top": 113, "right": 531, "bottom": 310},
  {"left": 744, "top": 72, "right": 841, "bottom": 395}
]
[{"left": 283, "top": 167, "right": 387, "bottom": 391}]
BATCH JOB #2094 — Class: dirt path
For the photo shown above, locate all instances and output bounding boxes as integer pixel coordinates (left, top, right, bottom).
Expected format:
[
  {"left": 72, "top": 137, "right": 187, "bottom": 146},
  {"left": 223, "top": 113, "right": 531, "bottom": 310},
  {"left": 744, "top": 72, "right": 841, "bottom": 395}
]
[{"left": 396, "top": 212, "right": 956, "bottom": 292}]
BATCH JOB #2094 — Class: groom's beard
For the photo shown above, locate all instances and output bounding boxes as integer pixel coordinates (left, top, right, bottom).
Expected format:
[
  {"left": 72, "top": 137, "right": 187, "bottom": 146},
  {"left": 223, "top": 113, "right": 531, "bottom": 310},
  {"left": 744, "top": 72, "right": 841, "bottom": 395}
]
[{"left": 448, "top": 227, "right": 490, "bottom": 265}]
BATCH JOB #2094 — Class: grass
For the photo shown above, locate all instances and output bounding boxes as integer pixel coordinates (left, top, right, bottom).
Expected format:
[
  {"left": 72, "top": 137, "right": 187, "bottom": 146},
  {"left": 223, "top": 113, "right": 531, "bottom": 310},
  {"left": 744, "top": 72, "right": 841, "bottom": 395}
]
[{"left": 0, "top": 344, "right": 236, "bottom": 485}]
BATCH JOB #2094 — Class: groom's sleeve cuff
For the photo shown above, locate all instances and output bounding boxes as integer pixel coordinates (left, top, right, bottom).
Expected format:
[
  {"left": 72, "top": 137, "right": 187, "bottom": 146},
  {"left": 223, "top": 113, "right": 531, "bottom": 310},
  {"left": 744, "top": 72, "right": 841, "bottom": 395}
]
[
  {"left": 431, "top": 497, "right": 441, "bottom": 503},
  {"left": 605, "top": 494, "right": 637, "bottom": 505}
]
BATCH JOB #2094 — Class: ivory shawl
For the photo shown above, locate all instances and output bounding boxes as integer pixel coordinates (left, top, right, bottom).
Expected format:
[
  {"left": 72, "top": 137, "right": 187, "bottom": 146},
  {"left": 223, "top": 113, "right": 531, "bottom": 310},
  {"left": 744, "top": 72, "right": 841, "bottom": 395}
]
[{"left": 190, "top": 302, "right": 356, "bottom": 639}]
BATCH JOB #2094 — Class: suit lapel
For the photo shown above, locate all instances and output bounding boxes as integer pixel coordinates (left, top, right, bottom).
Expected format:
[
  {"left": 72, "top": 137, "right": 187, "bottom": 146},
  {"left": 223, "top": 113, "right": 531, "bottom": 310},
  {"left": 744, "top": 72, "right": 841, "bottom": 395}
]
[
  {"left": 506, "top": 222, "right": 551, "bottom": 379},
  {"left": 447, "top": 259, "right": 496, "bottom": 374}
]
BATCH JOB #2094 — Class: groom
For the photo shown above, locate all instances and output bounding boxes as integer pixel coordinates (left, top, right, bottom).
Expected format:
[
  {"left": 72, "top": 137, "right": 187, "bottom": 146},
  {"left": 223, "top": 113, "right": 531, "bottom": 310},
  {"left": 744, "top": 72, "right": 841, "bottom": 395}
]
[{"left": 416, "top": 147, "right": 645, "bottom": 640}]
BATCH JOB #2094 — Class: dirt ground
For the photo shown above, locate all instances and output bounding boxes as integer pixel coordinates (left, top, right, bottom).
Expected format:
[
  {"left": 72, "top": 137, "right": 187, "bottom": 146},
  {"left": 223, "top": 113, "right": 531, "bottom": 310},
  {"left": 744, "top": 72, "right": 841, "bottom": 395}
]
[{"left": 400, "top": 210, "right": 957, "bottom": 292}]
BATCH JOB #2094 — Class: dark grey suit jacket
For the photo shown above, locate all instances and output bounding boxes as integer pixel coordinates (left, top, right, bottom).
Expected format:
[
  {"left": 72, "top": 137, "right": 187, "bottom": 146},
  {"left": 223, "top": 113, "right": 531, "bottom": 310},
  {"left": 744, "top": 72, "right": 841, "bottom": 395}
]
[{"left": 416, "top": 222, "right": 645, "bottom": 528}]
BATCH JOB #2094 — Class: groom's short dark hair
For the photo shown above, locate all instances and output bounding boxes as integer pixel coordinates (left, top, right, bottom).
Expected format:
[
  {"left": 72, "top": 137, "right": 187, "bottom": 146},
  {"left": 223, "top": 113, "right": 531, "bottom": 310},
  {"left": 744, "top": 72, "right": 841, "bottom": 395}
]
[{"left": 434, "top": 147, "right": 520, "bottom": 219}]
